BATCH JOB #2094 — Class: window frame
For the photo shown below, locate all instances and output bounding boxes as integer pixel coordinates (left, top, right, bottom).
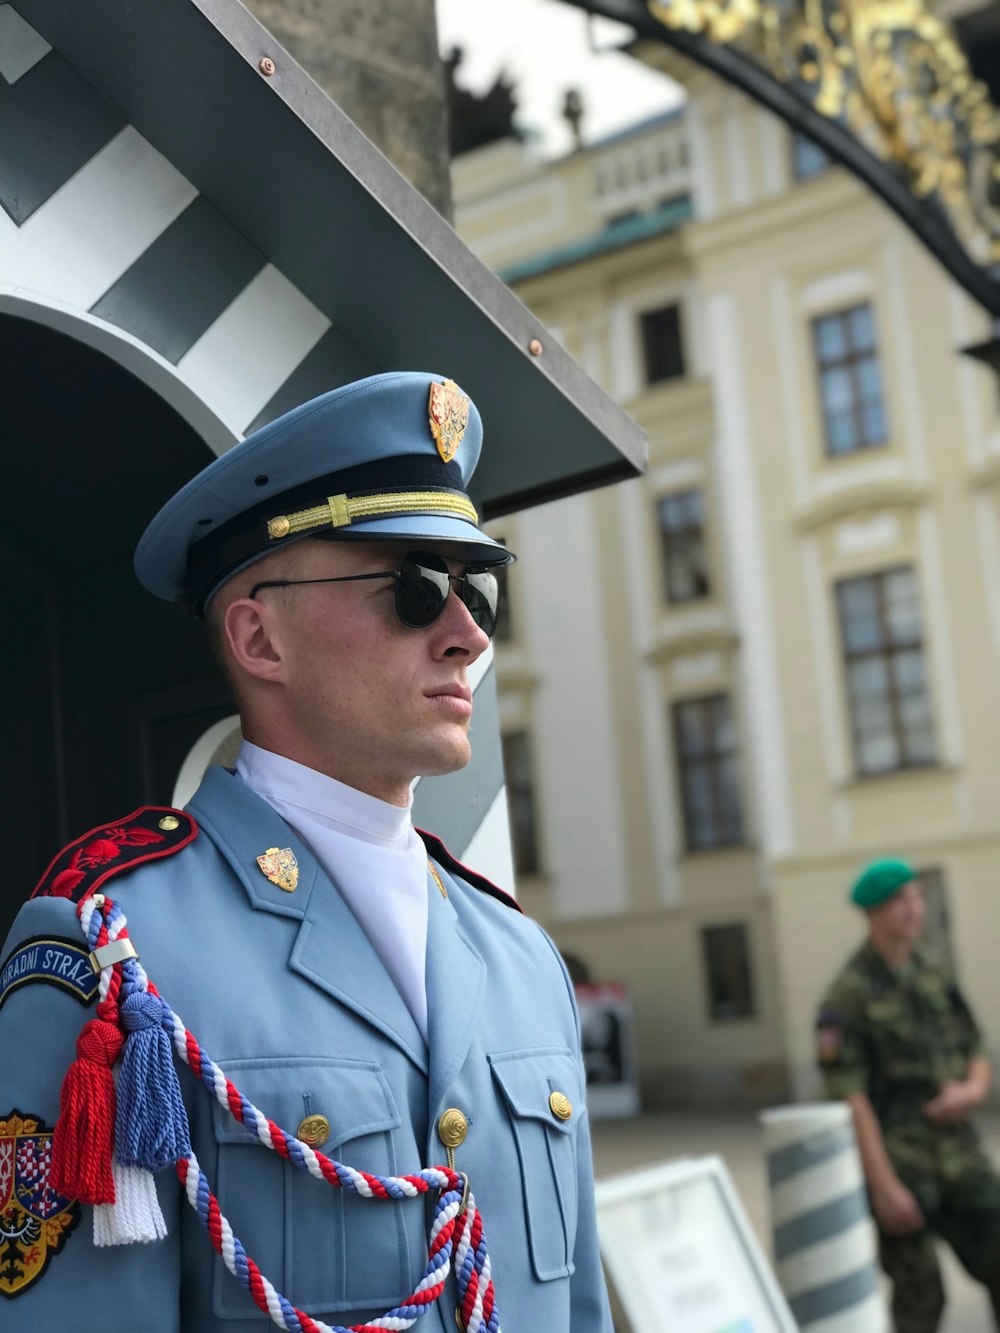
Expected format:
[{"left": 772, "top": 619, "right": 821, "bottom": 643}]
[
  {"left": 700, "top": 921, "right": 756, "bottom": 1023},
  {"left": 791, "top": 129, "right": 830, "bottom": 181},
  {"left": 836, "top": 565, "right": 937, "bottom": 777},
  {"left": 672, "top": 693, "right": 745, "bottom": 852},
  {"left": 639, "top": 302, "right": 686, "bottom": 386},
  {"left": 812, "top": 302, "right": 889, "bottom": 457},
  {"left": 656, "top": 488, "right": 710, "bottom": 605},
  {"left": 914, "top": 866, "right": 957, "bottom": 975},
  {"left": 501, "top": 729, "right": 541, "bottom": 876}
]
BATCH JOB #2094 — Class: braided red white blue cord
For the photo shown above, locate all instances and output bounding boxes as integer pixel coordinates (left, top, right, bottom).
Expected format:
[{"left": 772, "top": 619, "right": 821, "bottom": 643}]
[{"left": 72, "top": 893, "right": 500, "bottom": 1333}]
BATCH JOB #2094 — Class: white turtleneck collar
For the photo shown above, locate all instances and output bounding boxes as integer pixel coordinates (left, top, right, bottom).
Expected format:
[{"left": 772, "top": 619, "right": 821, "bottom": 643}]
[
  {"left": 236, "top": 740, "right": 413, "bottom": 847},
  {"left": 235, "top": 740, "right": 430, "bottom": 1041}
]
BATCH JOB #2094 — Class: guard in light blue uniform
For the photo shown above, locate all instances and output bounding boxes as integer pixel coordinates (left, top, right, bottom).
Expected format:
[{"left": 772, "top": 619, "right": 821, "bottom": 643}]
[{"left": 0, "top": 373, "right": 613, "bottom": 1331}]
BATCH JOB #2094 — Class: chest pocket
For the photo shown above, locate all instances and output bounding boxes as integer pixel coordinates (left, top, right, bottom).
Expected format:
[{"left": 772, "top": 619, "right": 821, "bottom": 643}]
[
  {"left": 866, "top": 996, "right": 924, "bottom": 1074},
  {"left": 914, "top": 978, "right": 975, "bottom": 1079},
  {"left": 488, "top": 1047, "right": 582, "bottom": 1281},
  {"left": 209, "top": 1057, "right": 411, "bottom": 1319}
]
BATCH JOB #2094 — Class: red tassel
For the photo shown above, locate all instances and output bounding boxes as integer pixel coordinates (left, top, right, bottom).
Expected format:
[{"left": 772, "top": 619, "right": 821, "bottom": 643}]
[{"left": 50, "top": 1018, "right": 124, "bottom": 1203}]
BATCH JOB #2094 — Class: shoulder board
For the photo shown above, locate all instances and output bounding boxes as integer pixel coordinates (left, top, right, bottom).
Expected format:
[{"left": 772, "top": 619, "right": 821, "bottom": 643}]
[
  {"left": 416, "top": 829, "right": 522, "bottom": 914},
  {"left": 31, "top": 807, "right": 198, "bottom": 905}
]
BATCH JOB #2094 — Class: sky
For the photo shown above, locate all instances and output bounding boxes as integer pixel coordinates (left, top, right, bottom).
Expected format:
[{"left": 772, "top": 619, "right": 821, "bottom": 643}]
[{"left": 435, "top": 0, "right": 683, "bottom": 158}]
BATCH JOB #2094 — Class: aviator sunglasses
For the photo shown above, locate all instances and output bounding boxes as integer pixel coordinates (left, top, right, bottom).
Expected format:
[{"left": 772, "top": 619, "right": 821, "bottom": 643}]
[{"left": 249, "top": 549, "right": 501, "bottom": 638}]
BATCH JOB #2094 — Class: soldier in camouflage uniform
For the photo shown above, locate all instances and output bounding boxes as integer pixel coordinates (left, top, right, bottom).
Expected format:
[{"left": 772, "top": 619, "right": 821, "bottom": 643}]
[{"left": 817, "top": 857, "right": 1000, "bottom": 1332}]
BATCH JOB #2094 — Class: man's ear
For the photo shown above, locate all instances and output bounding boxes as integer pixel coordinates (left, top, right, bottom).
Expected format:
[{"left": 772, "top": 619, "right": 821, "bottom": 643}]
[{"left": 224, "top": 597, "right": 287, "bottom": 683}]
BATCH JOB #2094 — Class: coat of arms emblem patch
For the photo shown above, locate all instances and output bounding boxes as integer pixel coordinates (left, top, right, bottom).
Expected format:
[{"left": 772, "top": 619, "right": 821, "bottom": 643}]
[
  {"left": 428, "top": 379, "right": 470, "bottom": 464},
  {"left": 256, "top": 847, "right": 299, "bottom": 892},
  {"left": 0, "top": 1110, "right": 80, "bottom": 1298}
]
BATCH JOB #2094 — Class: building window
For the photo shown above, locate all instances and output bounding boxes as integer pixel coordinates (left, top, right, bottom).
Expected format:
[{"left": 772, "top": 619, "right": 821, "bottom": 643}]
[
  {"left": 701, "top": 923, "right": 756, "bottom": 1021},
  {"left": 915, "top": 866, "right": 956, "bottom": 974},
  {"left": 657, "top": 489, "right": 710, "bottom": 604},
  {"left": 502, "top": 731, "right": 540, "bottom": 875},
  {"left": 812, "top": 303, "right": 888, "bottom": 455},
  {"left": 640, "top": 303, "right": 685, "bottom": 384},
  {"left": 792, "top": 130, "right": 830, "bottom": 181},
  {"left": 672, "top": 694, "right": 744, "bottom": 850},
  {"left": 836, "top": 567, "right": 936, "bottom": 775}
]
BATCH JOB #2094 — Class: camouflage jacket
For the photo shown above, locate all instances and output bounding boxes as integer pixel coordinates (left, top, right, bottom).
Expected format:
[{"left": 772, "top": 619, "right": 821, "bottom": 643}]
[{"left": 816, "top": 942, "right": 983, "bottom": 1134}]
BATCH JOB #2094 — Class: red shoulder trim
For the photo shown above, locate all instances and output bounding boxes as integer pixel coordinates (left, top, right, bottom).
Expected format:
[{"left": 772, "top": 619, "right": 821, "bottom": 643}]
[
  {"left": 416, "top": 829, "right": 523, "bottom": 914},
  {"left": 31, "top": 807, "right": 198, "bottom": 905}
]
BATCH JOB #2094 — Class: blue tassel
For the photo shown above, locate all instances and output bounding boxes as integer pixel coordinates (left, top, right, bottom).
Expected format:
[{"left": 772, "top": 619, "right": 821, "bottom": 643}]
[{"left": 115, "top": 991, "right": 191, "bottom": 1170}]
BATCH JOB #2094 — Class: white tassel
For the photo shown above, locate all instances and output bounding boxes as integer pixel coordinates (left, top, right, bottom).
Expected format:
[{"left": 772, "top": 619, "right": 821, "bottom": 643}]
[{"left": 93, "top": 1157, "right": 168, "bottom": 1246}]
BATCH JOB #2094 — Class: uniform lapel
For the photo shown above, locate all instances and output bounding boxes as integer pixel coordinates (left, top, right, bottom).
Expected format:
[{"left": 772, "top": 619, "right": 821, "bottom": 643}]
[
  {"left": 291, "top": 876, "right": 427, "bottom": 1072},
  {"left": 188, "top": 766, "right": 427, "bottom": 1073},
  {"left": 424, "top": 862, "right": 486, "bottom": 1112}
]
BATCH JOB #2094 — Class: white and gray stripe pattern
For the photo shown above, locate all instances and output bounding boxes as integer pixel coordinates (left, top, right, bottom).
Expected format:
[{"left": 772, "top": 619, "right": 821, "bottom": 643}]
[
  {"left": 0, "top": 3, "right": 369, "bottom": 442},
  {"left": 761, "top": 1105, "right": 887, "bottom": 1332}
]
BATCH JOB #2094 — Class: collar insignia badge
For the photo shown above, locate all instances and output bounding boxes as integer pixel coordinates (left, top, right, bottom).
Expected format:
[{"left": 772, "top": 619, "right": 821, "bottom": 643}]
[
  {"left": 0, "top": 1109, "right": 81, "bottom": 1298},
  {"left": 428, "top": 861, "right": 448, "bottom": 899},
  {"left": 428, "top": 379, "right": 470, "bottom": 464},
  {"left": 256, "top": 847, "right": 299, "bottom": 893}
]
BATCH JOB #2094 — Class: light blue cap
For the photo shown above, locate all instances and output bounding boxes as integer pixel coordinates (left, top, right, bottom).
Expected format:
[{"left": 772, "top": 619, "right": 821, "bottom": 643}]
[{"left": 134, "top": 372, "right": 512, "bottom": 615}]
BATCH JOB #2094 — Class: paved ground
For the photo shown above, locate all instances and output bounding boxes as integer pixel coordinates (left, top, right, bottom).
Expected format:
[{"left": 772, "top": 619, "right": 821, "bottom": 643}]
[{"left": 590, "top": 1109, "right": 1000, "bottom": 1332}]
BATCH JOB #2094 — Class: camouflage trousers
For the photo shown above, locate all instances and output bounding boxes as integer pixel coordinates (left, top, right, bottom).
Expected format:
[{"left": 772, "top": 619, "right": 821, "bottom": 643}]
[
  {"left": 878, "top": 1126, "right": 1000, "bottom": 1332},
  {"left": 879, "top": 1211, "right": 1000, "bottom": 1332}
]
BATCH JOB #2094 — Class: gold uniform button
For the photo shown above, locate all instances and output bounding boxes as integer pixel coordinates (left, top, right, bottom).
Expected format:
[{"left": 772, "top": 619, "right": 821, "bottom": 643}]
[
  {"left": 158, "top": 814, "right": 180, "bottom": 831},
  {"left": 549, "top": 1091, "right": 573, "bottom": 1121},
  {"left": 437, "top": 1107, "right": 468, "bottom": 1149},
  {"left": 297, "top": 1114, "right": 331, "bottom": 1148}
]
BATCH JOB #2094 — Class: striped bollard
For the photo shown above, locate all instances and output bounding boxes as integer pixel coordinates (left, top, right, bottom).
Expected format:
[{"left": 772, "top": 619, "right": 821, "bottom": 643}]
[{"left": 760, "top": 1104, "right": 887, "bottom": 1333}]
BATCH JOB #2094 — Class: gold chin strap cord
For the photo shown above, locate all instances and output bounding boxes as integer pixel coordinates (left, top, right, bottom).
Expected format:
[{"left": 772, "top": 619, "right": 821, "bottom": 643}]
[{"left": 266, "top": 490, "right": 479, "bottom": 541}]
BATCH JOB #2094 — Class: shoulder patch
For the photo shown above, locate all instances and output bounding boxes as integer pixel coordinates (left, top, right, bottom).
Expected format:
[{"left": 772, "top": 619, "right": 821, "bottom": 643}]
[
  {"left": 31, "top": 807, "right": 197, "bottom": 905},
  {"left": 0, "top": 1108, "right": 81, "bottom": 1298},
  {"left": 416, "top": 829, "right": 523, "bottom": 914},
  {"left": 0, "top": 937, "right": 98, "bottom": 1011},
  {"left": 816, "top": 1024, "right": 844, "bottom": 1064},
  {"left": 815, "top": 1007, "right": 845, "bottom": 1064}
]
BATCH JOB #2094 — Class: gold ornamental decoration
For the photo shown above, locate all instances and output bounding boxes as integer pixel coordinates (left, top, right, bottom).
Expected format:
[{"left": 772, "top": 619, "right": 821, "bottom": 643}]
[
  {"left": 428, "top": 379, "right": 471, "bottom": 464},
  {"left": 645, "top": 0, "right": 1000, "bottom": 304},
  {"left": 256, "top": 847, "right": 299, "bottom": 893}
]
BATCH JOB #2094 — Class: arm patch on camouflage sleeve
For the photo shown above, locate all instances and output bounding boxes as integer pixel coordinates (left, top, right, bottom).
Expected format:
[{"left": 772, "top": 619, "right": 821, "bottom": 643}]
[{"left": 816, "top": 1008, "right": 845, "bottom": 1064}]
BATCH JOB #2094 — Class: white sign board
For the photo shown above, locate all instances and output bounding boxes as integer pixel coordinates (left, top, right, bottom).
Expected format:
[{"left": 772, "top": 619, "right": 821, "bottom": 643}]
[{"left": 596, "top": 1156, "right": 796, "bottom": 1333}]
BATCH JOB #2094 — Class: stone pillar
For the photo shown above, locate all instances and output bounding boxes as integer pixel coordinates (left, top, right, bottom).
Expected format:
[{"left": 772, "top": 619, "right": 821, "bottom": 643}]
[{"left": 242, "top": 0, "right": 452, "bottom": 217}]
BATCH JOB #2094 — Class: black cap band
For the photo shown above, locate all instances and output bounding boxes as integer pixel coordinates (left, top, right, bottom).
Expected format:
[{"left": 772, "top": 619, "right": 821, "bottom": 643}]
[{"left": 184, "top": 452, "right": 470, "bottom": 616}]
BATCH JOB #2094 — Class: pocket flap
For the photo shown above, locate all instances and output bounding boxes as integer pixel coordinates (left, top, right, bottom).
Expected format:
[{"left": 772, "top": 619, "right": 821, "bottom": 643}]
[
  {"left": 488, "top": 1048, "right": 580, "bottom": 1134},
  {"left": 210, "top": 1056, "right": 400, "bottom": 1148}
]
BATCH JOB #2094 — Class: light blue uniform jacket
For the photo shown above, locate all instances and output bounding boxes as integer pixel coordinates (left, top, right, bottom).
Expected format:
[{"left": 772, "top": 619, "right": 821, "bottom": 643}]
[{"left": 0, "top": 766, "right": 612, "bottom": 1331}]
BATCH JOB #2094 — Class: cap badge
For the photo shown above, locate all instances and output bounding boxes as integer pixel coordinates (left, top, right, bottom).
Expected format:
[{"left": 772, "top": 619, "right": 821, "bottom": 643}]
[
  {"left": 256, "top": 847, "right": 299, "bottom": 893},
  {"left": 428, "top": 379, "right": 470, "bottom": 464}
]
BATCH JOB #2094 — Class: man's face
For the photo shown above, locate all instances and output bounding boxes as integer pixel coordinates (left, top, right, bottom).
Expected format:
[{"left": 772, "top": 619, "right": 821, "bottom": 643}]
[
  {"left": 871, "top": 879, "right": 926, "bottom": 946},
  {"left": 257, "top": 539, "right": 491, "bottom": 802}
]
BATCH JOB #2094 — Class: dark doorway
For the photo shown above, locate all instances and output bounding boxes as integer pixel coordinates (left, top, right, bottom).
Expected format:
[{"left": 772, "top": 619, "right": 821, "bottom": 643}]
[{"left": 0, "top": 315, "right": 233, "bottom": 938}]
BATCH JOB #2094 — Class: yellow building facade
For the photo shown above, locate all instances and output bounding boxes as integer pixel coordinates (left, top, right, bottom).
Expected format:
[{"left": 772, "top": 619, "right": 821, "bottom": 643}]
[{"left": 452, "top": 50, "right": 1000, "bottom": 1106}]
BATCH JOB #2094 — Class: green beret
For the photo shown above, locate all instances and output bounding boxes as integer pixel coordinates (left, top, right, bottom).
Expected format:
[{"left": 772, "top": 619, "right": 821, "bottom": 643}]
[{"left": 850, "top": 857, "right": 916, "bottom": 909}]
